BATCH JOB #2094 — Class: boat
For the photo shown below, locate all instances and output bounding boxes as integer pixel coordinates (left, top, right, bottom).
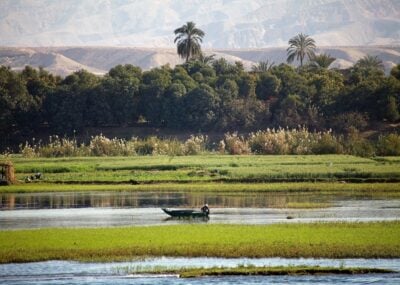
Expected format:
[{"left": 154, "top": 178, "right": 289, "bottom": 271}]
[{"left": 162, "top": 208, "right": 209, "bottom": 218}]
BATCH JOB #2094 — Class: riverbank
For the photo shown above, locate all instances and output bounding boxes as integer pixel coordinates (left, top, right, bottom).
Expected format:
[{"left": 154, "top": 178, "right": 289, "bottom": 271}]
[
  {"left": 1, "top": 222, "right": 399, "bottom": 263},
  {"left": 2, "top": 182, "right": 400, "bottom": 195}
]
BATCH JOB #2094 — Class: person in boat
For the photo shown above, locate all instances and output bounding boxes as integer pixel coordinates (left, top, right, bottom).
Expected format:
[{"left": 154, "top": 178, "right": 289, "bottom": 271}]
[{"left": 201, "top": 203, "right": 210, "bottom": 215}]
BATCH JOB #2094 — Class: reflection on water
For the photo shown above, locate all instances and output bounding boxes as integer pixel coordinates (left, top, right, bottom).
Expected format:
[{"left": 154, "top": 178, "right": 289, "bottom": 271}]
[
  {"left": 2, "top": 274, "right": 400, "bottom": 285},
  {"left": 1, "top": 258, "right": 400, "bottom": 285},
  {"left": 1, "top": 191, "right": 399, "bottom": 229},
  {"left": 1, "top": 200, "right": 400, "bottom": 229},
  {"left": 0, "top": 191, "right": 355, "bottom": 210}
]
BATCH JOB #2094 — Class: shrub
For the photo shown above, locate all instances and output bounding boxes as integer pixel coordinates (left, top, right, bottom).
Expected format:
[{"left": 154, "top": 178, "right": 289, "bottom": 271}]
[
  {"left": 330, "top": 112, "right": 369, "bottom": 133},
  {"left": 19, "top": 142, "right": 37, "bottom": 158},
  {"left": 345, "top": 128, "right": 375, "bottom": 157},
  {"left": 89, "top": 135, "right": 134, "bottom": 156},
  {"left": 311, "top": 131, "right": 344, "bottom": 154},
  {"left": 223, "top": 132, "right": 251, "bottom": 155},
  {"left": 133, "top": 136, "right": 159, "bottom": 155},
  {"left": 377, "top": 133, "right": 400, "bottom": 156},
  {"left": 248, "top": 129, "right": 290, "bottom": 154},
  {"left": 184, "top": 135, "right": 207, "bottom": 155}
]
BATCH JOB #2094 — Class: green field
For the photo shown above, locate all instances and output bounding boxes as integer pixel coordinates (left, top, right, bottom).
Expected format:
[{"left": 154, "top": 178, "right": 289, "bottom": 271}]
[
  {"left": 1, "top": 222, "right": 399, "bottom": 263},
  {"left": 2, "top": 155, "right": 400, "bottom": 192}
]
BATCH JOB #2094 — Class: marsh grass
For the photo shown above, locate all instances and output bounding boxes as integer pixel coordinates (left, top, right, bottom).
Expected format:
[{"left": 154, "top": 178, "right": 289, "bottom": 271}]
[{"left": 1, "top": 222, "right": 399, "bottom": 263}]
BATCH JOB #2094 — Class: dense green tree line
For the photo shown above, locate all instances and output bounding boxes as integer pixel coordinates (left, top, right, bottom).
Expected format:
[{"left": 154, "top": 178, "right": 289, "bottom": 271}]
[{"left": 0, "top": 57, "right": 399, "bottom": 142}]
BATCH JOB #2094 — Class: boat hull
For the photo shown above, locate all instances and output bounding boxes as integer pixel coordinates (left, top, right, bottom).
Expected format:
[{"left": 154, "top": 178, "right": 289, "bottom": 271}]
[{"left": 162, "top": 208, "right": 209, "bottom": 218}]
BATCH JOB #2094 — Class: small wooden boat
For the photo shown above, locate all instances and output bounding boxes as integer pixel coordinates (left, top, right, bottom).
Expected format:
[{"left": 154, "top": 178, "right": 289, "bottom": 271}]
[{"left": 162, "top": 208, "right": 209, "bottom": 218}]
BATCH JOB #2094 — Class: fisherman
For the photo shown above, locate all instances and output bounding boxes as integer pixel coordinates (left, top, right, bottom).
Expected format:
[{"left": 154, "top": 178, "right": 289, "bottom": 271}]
[{"left": 201, "top": 203, "right": 210, "bottom": 215}]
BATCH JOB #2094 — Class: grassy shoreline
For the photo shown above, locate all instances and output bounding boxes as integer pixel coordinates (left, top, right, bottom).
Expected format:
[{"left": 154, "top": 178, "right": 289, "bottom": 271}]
[
  {"left": 1, "top": 222, "right": 399, "bottom": 263},
  {"left": 2, "top": 181, "right": 400, "bottom": 194}
]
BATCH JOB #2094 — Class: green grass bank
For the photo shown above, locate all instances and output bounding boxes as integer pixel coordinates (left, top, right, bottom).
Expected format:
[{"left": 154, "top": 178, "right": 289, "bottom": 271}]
[
  {"left": 2, "top": 182, "right": 400, "bottom": 197},
  {"left": 1, "top": 222, "right": 399, "bottom": 263}
]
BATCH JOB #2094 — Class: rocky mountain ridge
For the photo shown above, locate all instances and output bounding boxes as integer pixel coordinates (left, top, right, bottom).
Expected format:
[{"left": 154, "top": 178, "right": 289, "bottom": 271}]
[{"left": 0, "top": 46, "right": 399, "bottom": 76}]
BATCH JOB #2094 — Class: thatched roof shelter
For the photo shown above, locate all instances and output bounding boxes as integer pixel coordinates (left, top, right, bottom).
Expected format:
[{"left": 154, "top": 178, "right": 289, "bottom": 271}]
[{"left": 0, "top": 161, "right": 15, "bottom": 185}]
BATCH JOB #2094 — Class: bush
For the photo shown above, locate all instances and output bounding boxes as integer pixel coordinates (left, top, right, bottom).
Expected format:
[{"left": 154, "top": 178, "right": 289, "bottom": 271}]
[
  {"left": 223, "top": 132, "right": 251, "bottom": 155},
  {"left": 248, "top": 129, "right": 289, "bottom": 154},
  {"left": 330, "top": 112, "right": 369, "bottom": 133},
  {"left": 377, "top": 133, "right": 400, "bottom": 156},
  {"left": 19, "top": 142, "right": 37, "bottom": 158},
  {"left": 133, "top": 136, "right": 159, "bottom": 155},
  {"left": 345, "top": 129, "right": 375, "bottom": 157},
  {"left": 15, "top": 131, "right": 400, "bottom": 157},
  {"left": 184, "top": 135, "right": 207, "bottom": 155},
  {"left": 89, "top": 135, "right": 134, "bottom": 156},
  {"left": 311, "top": 131, "right": 344, "bottom": 154}
]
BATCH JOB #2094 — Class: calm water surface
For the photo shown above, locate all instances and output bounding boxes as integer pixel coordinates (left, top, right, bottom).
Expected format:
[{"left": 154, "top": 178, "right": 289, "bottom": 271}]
[
  {"left": 0, "top": 192, "right": 399, "bottom": 229},
  {"left": 1, "top": 192, "right": 400, "bottom": 283},
  {"left": 0, "top": 191, "right": 345, "bottom": 209}
]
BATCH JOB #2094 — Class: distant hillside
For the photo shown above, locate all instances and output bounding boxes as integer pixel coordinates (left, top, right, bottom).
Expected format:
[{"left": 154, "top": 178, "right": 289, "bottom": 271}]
[
  {"left": 0, "top": 46, "right": 399, "bottom": 76},
  {"left": 1, "top": 0, "right": 399, "bottom": 48}
]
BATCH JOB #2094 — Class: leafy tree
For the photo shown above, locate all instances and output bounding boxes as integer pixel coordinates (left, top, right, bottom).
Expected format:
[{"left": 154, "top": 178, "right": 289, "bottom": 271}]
[
  {"left": 139, "top": 66, "right": 172, "bottom": 125},
  {"left": 287, "top": 33, "right": 316, "bottom": 66},
  {"left": 309, "top": 53, "right": 336, "bottom": 69},
  {"left": 255, "top": 72, "right": 281, "bottom": 100},
  {"left": 271, "top": 64, "right": 315, "bottom": 102},
  {"left": 45, "top": 70, "right": 100, "bottom": 132},
  {"left": 0, "top": 66, "right": 34, "bottom": 135},
  {"left": 183, "top": 84, "right": 219, "bottom": 130},
  {"left": 274, "top": 94, "right": 305, "bottom": 128},
  {"left": 161, "top": 83, "right": 186, "bottom": 128},
  {"left": 101, "top": 64, "right": 142, "bottom": 125},
  {"left": 212, "top": 58, "right": 237, "bottom": 76},
  {"left": 390, "top": 64, "right": 400, "bottom": 80},
  {"left": 20, "top": 66, "right": 60, "bottom": 130},
  {"left": 375, "top": 77, "right": 400, "bottom": 122},
  {"left": 172, "top": 66, "right": 197, "bottom": 91},
  {"left": 237, "top": 73, "right": 256, "bottom": 98},
  {"left": 174, "top": 22, "right": 205, "bottom": 62},
  {"left": 307, "top": 69, "right": 344, "bottom": 113}
]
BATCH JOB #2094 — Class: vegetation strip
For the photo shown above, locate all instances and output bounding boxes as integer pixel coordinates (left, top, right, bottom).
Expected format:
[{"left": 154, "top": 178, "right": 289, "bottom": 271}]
[
  {"left": 137, "top": 266, "right": 395, "bottom": 278},
  {"left": 1, "top": 222, "right": 399, "bottom": 263},
  {"left": 2, "top": 182, "right": 400, "bottom": 195},
  {"left": 4, "top": 155, "right": 400, "bottom": 186}
]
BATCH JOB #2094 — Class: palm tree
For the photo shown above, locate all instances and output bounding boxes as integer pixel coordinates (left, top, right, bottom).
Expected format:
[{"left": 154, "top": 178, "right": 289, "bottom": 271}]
[
  {"left": 309, "top": 53, "right": 336, "bottom": 69},
  {"left": 251, "top": 60, "right": 275, "bottom": 73},
  {"left": 287, "top": 33, "right": 316, "bottom": 67},
  {"left": 355, "top": 55, "right": 384, "bottom": 71},
  {"left": 174, "top": 22, "right": 205, "bottom": 62},
  {"left": 196, "top": 52, "right": 216, "bottom": 65}
]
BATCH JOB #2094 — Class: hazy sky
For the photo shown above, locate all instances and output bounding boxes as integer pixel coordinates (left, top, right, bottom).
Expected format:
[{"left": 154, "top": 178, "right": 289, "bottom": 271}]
[{"left": 1, "top": 0, "right": 399, "bottom": 47}]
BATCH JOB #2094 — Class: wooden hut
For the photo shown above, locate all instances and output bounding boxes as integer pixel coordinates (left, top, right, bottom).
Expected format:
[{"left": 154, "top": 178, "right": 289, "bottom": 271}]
[{"left": 0, "top": 161, "right": 15, "bottom": 185}]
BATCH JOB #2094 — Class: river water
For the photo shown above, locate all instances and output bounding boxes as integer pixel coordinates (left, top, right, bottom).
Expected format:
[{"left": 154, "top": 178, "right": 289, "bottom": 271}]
[
  {"left": 1, "top": 258, "right": 400, "bottom": 285},
  {"left": 1, "top": 191, "right": 399, "bottom": 283},
  {"left": 0, "top": 191, "right": 399, "bottom": 229}
]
